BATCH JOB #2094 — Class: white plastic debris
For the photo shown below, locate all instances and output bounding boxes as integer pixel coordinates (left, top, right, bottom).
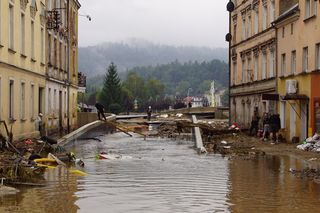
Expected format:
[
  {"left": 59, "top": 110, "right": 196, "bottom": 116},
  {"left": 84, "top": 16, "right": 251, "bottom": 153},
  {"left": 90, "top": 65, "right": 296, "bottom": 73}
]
[
  {"left": 221, "top": 141, "right": 228, "bottom": 145},
  {"left": 176, "top": 113, "right": 183, "bottom": 117}
]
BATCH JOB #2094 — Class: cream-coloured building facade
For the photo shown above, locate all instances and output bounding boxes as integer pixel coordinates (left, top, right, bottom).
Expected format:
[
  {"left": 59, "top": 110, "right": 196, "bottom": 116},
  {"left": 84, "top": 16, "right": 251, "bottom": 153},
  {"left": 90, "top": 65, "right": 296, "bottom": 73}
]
[
  {"left": 0, "top": 0, "right": 80, "bottom": 140},
  {"left": 230, "top": 0, "right": 278, "bottom": 128},
  {"left": 0, "top": 0, "right": 47, "bottom": 140}
]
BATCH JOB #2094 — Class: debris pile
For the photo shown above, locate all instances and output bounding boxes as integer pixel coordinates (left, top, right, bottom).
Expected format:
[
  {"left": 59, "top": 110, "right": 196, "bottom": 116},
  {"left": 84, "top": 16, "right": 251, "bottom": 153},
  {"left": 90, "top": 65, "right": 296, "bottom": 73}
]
[
  {"left": 204, "top": 133, "right": 265, "bottom": 159},
  {"left": 296, "top": 133, "right": 320, "bottom": 152}
]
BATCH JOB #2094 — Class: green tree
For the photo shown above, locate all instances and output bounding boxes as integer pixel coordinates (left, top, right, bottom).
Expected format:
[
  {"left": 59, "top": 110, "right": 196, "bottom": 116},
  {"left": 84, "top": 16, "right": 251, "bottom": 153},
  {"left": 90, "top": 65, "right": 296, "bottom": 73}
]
[{"left": 99, "top": 62, "right": 122, "bottom": 111}]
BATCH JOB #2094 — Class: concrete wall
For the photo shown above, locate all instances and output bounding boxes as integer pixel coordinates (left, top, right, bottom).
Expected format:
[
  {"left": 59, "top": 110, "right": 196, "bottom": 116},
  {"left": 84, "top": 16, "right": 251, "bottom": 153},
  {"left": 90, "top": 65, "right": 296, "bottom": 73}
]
[{"left": 78, "top": 112, "right": 114, "bottom": 128}]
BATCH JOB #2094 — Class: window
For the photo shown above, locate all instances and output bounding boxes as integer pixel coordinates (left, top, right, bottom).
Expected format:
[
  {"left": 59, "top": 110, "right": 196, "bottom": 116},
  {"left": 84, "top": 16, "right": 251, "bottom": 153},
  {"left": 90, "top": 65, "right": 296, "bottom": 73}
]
[
  {"left": 303, "top": 47, "right": 308, "bottom": 72},
  {"left": 305, "top": 0, "right": 317, "bottom": 19},
  {"left": 31, "top": 84, "right": 34, "bottom": 119},
  {"left": 316, "top": 43, "right": 320, "bottom": 70},
  {"left": 281, "top": 53, "right": 286, "bottom": 76},
  {"left": 233, "top": 62, "right": 237, "bottom": 85},
  {"left": 48, "top": 34, "right": 51, "bottom": 64},
  {"left": 48, "top": 88, "right": 51, "bottom": 112},
  {"left": 280, "top": 101, "right": 286, "bottom": 128},
  {"left": 254, "top": 9, "right": 259, "bottom": 34},
  {"left": 247, "top": 58, "right": 252, "bottom": 82},
  {"left": 21, "top": 82, "right": 25, "bottom": 120},
  {"left": 262, "top": 4, "right": 267, "bottom": 30},
  {"left": 262, "top": 52, "right": 267, "bottom": 79},
  {"left": 242, "top": 59, "right": 246, "bottom": 83},
  {"left": 247, "top": 16, "right": 252, "bottom": 38},
  {"left": 20, "top": 13, "right": 25, "bottom": 55},
  {"left": 54, "top": 38, "right": 57, "bottom": 66},
  {"left": 9, "top": 4, "right": 14, "bottom": 50},
  {"left": 282, "top": 27, "right": 285, "bottom": 38},
  {"left": 9, "top": 80, "right": 14, "bottom": 119},
  {"left": 269, "top": 51, "right": 275, "bottom": 78},
  {"left": 233, "top": 24, "right": 237, "bottom": 43},
  {"left": 41, "top": 28, "right": 44, "bottom": 63},
  {"left": 270, "top": 1, "right": 275, "bottom": 24},
  {"left": 64, "top": 45, "right": 67, "bottom": 71},
  {"left": 254, "top": 55, "right": 258, "bottom": 81},
  {"left": 242, "top": 18, "right": 246, "bottom": 40},
  {"left": 31, "top": 20, "right": 35, "bottom": 59},
  {"left": 291, "top": 50, "right": 296, "bottom": 75},
  {"left": 59, "top": 42, "right": 62, "bottom": 69},
  {"left": 54, "top": 89, "right": 57, "bottom": 111},
  {"left": 291, "top": 23, "right": 294, "bottom": 35}
]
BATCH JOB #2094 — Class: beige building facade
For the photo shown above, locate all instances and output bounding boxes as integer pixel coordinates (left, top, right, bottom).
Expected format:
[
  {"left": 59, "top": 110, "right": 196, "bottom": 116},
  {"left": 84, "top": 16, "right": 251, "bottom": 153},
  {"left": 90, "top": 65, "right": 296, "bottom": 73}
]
[
  {"left": 45, "top": 0, "right": 80, "bottom": 134},
  {"left": 0, "top": 0, "right": 80, "bottom": 140},
  {"left": 0, "top": 0, "right": 47, "bottom": 140},
  {"left": 230, "top": 0, "right": 278, "bottom": 128}
]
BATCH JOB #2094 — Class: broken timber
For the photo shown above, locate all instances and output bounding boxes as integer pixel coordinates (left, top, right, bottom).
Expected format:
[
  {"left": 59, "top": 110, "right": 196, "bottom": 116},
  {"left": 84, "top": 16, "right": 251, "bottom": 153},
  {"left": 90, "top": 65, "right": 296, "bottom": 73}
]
[{"left": 191, "top": 115, "right": 207, "bottom": 154}]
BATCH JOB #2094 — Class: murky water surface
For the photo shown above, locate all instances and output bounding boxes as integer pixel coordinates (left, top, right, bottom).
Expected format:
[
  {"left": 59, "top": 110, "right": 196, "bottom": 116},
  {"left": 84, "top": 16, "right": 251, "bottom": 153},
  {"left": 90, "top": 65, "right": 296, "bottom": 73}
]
[{"left": 1, "top": 133, "right": 320, "bottom": 213}]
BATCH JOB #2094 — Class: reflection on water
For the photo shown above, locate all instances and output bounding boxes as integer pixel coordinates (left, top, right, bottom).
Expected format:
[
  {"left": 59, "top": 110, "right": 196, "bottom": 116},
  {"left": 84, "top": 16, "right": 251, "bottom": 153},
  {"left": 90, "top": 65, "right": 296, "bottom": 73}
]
[
  {"left": 1, "top": 132, "right": 320, "bottom": 213},
  {"left": 228, "top": 155, "right": 320, "bottom": 213}
]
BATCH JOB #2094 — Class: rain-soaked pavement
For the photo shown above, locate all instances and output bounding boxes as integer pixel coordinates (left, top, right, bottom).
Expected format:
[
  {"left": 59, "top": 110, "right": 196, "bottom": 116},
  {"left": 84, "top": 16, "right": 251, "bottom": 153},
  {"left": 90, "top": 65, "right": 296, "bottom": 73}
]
[{"left": 1, "top": 132, "right": 320, "bottom": 213}]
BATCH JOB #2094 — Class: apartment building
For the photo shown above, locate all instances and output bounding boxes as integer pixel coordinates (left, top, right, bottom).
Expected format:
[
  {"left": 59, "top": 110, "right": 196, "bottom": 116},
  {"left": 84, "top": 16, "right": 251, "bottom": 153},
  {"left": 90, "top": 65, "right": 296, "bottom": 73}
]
[
  {"left": 45, "top": 0, "right": 80, "bottom": 134},
  {"left": 0, "top": 0, "right": 80, "bottom": 140},
  {"left": 0, "top": 0, "right": 47, "bottom": 140},
  {"left": 230, "top": 0, "right": 278, "bottom": 128},
  {"left": 274, "top": 0, "right": 320, "bottom": 141}
]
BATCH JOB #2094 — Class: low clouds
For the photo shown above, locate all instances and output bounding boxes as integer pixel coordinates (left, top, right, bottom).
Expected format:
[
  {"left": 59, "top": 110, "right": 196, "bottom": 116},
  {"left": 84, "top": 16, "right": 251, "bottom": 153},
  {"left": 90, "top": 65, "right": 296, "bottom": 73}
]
[{"left": 78, "top": 0, "right": 229, "bottom": 48}]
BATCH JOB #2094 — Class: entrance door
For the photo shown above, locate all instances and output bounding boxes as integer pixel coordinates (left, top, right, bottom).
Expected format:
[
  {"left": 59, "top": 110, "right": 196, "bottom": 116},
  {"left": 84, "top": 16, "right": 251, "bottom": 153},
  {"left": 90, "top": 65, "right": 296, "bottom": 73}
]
[
  {"left": 290, "top": 103, "right": 296, "bottom": 140},
  {"left": 301, "top": 102, "right": 307, "bottom": 140},
  {"left": 59, "top": 91, "right": 63, "bottom": 130}
]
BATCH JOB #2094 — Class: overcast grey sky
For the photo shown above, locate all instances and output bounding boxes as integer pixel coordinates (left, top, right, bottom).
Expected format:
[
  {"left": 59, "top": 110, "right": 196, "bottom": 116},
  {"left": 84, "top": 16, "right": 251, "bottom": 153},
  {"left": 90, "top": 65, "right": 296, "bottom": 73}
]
[{"left": 78, "top": 0, "right": 229, "bottom": 48}]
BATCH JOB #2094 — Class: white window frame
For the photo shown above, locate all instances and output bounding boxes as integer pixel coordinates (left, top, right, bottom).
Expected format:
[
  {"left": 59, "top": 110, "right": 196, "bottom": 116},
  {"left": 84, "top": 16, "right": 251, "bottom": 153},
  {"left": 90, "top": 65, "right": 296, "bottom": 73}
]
[
  {"left": 247, "top": 57, "right": 252, "bottom": 82},
  {"left": 31, "top": 20, "right": 35, "bottom": 59}
]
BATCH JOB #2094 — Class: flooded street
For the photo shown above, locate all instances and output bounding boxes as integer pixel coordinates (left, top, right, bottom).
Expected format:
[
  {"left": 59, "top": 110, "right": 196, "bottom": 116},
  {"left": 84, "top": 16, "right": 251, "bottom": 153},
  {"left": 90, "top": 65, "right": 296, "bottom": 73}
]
[{"left": 1, "top": 133, "right": 320, "bottom": 213}]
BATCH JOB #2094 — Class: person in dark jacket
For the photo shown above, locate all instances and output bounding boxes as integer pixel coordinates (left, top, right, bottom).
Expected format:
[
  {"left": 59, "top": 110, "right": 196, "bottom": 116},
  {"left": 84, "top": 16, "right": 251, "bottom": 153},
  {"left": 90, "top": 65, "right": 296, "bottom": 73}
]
[
  {"left": 147, "top": 106, "right": 152, "bottom": 121},
  {"left": 95, "top": 103, "right": 107, "bottom": 120},
  {"left": 249, "top": 112, "right": 260, "bottom": 136},
  {"left": 270, "top": 113, "right": 281, "bottom": 142}
]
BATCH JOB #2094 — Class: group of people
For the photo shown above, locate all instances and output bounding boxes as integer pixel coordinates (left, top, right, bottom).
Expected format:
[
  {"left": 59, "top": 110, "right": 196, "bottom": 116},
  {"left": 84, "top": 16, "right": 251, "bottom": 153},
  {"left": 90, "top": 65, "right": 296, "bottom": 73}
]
[{"left": 249, "top": 111, "right": 281, "bottom": 143}]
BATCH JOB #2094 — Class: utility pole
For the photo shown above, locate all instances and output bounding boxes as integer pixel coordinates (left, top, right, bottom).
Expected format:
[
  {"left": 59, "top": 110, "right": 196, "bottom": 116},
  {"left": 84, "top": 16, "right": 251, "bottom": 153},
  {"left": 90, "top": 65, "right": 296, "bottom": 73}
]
[{"left": 226, "top": 1, "right": 235, "bottom": 126}]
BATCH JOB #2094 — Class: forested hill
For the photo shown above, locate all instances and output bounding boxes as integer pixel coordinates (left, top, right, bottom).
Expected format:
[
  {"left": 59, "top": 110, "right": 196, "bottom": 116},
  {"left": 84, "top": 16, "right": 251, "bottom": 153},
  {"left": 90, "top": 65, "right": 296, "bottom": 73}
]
[
  {"left": 79, "top": 40, "right": 228, "bottom": 76},
  {"left": 127, "top": 60, "right": 228, "bottom": 96}
]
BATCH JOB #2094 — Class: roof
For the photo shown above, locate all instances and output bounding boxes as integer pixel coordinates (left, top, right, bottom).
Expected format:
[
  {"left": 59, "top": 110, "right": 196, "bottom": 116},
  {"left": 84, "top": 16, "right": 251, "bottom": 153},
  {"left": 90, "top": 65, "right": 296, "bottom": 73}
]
[{"left": 273, "top": 3, "right": 299, "bottom": 25}]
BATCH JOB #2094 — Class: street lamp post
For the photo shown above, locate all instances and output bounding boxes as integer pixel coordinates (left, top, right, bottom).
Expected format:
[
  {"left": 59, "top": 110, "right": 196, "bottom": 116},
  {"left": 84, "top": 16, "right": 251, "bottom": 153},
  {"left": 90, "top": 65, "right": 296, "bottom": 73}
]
[
  {"left": 187, "top": 88, "right": 192, "bottom": 97},
  {"left": 226, "top": 1, "right": 235, "bottom": 126}
]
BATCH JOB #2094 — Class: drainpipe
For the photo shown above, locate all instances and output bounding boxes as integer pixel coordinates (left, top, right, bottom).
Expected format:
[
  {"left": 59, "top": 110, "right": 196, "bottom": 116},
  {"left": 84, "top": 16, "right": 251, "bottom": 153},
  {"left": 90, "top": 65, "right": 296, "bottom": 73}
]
[{"left": 67, "top": 0, "right": 70, "bottom": 133}]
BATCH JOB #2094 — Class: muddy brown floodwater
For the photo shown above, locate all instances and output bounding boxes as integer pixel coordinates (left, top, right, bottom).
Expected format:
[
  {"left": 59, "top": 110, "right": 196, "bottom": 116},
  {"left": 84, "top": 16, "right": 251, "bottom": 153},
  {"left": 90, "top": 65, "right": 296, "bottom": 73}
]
[{"left": 0, "top": 132, "right": 320, "bottom": 213}]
